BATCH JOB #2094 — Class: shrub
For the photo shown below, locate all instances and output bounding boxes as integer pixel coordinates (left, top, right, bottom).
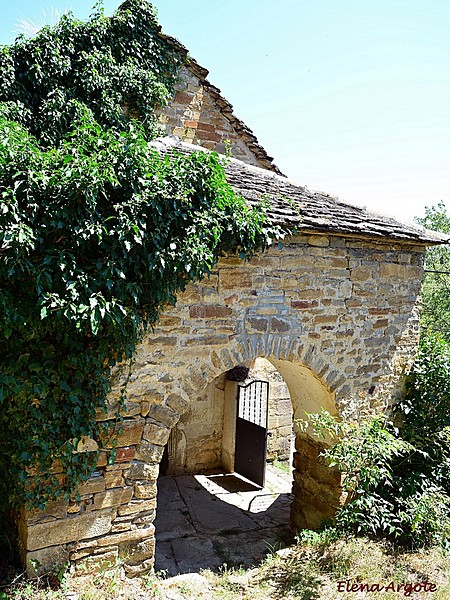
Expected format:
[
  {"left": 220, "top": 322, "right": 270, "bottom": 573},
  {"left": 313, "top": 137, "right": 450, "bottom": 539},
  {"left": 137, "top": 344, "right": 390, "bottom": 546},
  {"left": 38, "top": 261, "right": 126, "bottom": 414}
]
[{"left": 305, "top": 335, "right": 450, "bottom": 549}]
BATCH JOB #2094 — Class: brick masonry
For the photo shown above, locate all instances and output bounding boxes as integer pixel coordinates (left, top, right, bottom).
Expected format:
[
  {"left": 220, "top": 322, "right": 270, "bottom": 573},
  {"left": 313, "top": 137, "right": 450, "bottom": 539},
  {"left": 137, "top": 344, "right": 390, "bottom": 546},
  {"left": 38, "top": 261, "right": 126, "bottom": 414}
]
[{"left": 18, "top": 233, "right": 425, "bottom": 576}]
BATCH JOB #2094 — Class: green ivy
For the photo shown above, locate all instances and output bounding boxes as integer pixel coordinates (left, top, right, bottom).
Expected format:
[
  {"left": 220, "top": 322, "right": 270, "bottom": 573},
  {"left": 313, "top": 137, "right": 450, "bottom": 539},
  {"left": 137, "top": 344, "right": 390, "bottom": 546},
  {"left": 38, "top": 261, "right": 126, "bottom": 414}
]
[{"left": 0, "top": 1, "right": 284, "bottom": 509}]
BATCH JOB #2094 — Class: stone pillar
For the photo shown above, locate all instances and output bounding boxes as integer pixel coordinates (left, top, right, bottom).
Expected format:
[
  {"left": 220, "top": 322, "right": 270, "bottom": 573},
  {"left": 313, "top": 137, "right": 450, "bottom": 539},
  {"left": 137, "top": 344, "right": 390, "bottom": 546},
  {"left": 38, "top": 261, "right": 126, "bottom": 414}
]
[
  {"left": 290, "top": 433, "right": 344, "bottom": 531},
  {"left": 222, "top": 380, "right": 238, "bottom": 472},
  {"left": 17, "top": 394, "right": 187, "bottom": 577}
]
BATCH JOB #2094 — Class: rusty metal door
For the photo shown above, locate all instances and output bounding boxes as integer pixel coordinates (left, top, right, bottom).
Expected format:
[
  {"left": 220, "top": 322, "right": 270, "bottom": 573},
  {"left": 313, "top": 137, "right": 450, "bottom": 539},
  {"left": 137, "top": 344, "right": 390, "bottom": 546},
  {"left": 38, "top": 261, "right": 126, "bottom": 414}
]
[{"left": 234, "top": 380, "right": 269, "bottom": 487}]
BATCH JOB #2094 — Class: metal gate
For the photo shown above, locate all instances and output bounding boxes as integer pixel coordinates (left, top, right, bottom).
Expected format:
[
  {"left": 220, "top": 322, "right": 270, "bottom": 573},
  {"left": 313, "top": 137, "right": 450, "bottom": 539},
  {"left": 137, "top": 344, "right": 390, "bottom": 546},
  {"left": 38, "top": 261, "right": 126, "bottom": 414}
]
[{"left": 234, "top": 380, "right": 269, "bottom": 487}]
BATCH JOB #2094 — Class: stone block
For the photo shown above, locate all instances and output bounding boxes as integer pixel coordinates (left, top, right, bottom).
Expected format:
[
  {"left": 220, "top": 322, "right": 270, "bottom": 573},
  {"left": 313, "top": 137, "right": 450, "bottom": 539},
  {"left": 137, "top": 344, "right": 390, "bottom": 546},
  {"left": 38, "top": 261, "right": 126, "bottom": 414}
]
[
  {"left": 75, "top": 548, "right": 118, "bottom": 572},
  {"left": 135, "top": 443, "right": 164, "bottom": 464},
  {"left": 295, "top": 437, "right": 323, "bottom": 460},
  {"left": 157, "top": 315, "right": 182, "bottom": 328},
  {"left": 115, "top": 446, "right": 136, "bottom": 463},
  {"left": 174, "top": 91, "right": 193, "bottom": 104},
  {"left": 111, "top": 521, "right": 133, "bottom": 534},
  {"left": 196, "top": 121, "right": 216, "bottom": 133},
  {"left": 76, "top": 436, "right": 99, "bottom": 453},
  {"left": 24, "top": 500, "right": 68, "bottom": 525},
  {"left": 96, "top": 400, "right": 141, "bottom": 421},
  {"left": 25, "top": 545, "right": 69, "bottom": 578},
  {"left": 93, "top": 525, "right": 155, "bottom": 548},
  {"left": 78, "top": 476, "right": 105, "bottom": 496},
  {"left": 270, "top": 317, "right": 290, "bottom": 333},
  {"left": 119, "top": 537, "right": 155, "bottom": 563},
  {"left": 143, "top": 422, "right": 170, "bottom": 446},
  {"left": 276, "top": 398, "right": 293, "bottom": 414},
  {"left": 90, "top": 486, "right": 133, "bottom": 510},
  {"left": 291, "top": 300, "right": 318, "bottom": 309},
  {"left": 105, "top": 471, "right": 124, "bottom": 489},
  {"left": 185, "top": 334, "right": 228, "bottom": 346},
  {"left": 314, "top": 315, "right": 337, "bottom": 325},
  {"left": 351, "top": 267, "right": 372, "bottom": 281},
  {"left": 124, "top": 557, "right": 154, "bottom": 576},
  {"left": 22, "top": 509, "right": 112, "bottom": 551},
  {"left": 250, "top": 256, "right": 281, "bottom": 267},
  {"left": 199, "top": 130, "right": 222, "bottom": 142},
  {"left": 219, "top": 269, "right": 253, "bottom": 289},
  {"left": 368, "top": 307, "right": 392, "bottom": 316},
  {"left": 295, "top": 289, "right": 324, "bottom": 300},
  {"left": 307, "top": 235, "right": 330, "bottom": 247},
  {"left": 117, "top": 497, "right": 157, "bottom": 518},
  {"left": 125, "top": 462, "right": 159, "bottom": 481},
  {"left": 373, "top": 319, "right": 389, "bottom": 329},
  {"left": 330, "top": 257, "right": 349, "bottom": 268},
  {"left": 246, "top": 317, "right": 268, "bottom": 333},
  {"left": 189, "top": 304, "right": 232, "bottom": 318},
  {"left": 147, "top": 404, "right": 179, "bottom": 428},
  {"left": 166, "top": 393, "right": 190, "bottom": 415},
  {"left": 96, "top": 452, "right": 108, "bottom": 467},
  {"left": 100, "top": 418, "right": 145, "bottom": 448},
  {"left": 133, "top": 512, "right": 156, "bottom": 527},
  {"left": 134, "top": 481, "right": 157, "bottom": 499}
]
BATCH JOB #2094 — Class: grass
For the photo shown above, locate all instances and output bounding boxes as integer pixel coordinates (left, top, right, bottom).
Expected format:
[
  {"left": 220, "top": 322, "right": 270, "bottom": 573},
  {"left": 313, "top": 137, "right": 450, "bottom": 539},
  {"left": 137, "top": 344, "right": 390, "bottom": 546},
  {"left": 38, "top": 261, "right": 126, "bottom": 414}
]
[
  {"left": 1, "top": 532, "right": 450, "bottom": 599},
  {"left": 272, "top": 459, "right": 291, "bottom": 475}
]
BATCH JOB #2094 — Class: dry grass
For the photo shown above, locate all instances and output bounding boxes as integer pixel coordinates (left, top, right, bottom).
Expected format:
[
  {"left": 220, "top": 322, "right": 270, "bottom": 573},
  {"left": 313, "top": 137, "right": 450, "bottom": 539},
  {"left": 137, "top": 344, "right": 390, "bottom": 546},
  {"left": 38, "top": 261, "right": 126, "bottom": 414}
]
[{"left": 1, "top": 536, "right": 450, "bottom": 600}]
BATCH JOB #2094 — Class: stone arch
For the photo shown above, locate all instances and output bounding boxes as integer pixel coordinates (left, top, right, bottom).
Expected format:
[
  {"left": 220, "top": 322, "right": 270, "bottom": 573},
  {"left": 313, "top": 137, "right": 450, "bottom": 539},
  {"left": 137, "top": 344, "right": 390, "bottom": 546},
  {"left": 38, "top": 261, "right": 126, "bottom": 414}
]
[{"left": 147, "top": 335, "right": 342, "bottom": 537}]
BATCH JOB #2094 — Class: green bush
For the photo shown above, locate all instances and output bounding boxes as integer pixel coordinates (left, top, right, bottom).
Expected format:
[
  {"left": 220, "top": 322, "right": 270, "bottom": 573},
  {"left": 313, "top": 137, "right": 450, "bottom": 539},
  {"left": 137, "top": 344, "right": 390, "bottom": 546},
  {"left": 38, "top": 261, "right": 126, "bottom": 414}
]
[{"left": 306, "top": 335, "right": 450, "bottom": 549}]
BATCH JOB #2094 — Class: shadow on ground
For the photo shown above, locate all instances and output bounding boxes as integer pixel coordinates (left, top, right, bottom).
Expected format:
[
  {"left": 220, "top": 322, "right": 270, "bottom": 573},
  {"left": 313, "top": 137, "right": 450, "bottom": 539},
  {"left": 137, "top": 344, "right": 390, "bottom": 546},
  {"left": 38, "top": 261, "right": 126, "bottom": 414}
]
[{"left": 154, "top": 466, "right": 294, "bottom": 577}]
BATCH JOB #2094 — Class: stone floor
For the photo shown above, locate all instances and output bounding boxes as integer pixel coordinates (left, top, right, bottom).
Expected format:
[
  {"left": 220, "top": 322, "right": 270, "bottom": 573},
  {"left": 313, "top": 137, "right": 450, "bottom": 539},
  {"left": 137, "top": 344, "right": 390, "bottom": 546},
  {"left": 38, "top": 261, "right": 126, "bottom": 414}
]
[{"left": 154, "top": 465, "right": 294, "bottom": 577}]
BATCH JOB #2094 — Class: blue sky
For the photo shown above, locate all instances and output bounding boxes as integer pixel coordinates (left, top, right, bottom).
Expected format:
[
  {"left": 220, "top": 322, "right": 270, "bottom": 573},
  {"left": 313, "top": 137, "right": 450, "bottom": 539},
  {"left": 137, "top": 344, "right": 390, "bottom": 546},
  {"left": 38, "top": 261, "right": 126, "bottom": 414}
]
[{"left": 1, "top": 0, "right": 449, "bottom": 223}]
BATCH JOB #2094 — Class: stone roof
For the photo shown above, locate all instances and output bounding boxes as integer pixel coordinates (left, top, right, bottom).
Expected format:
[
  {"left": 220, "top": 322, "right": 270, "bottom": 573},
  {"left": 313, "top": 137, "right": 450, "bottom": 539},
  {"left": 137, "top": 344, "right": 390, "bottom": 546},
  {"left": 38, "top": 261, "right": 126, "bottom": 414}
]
[{"left": 150, "top": 137, "right": 449, "bottom": 246}]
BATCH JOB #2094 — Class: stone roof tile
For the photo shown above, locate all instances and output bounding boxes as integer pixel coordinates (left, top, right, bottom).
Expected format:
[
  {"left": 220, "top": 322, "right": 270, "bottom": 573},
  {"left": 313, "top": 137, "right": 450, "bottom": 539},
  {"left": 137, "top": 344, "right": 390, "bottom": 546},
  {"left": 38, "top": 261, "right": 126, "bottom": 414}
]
[{"left": 150, "top": 136, "right": 449, "bottom": 246}]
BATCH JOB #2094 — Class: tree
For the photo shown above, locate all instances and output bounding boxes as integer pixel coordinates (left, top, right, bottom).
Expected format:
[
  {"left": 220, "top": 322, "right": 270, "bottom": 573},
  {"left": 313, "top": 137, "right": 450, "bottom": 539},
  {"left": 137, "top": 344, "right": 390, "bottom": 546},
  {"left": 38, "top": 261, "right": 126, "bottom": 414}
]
[{"left": 416, "top": 202, "right": 450, "bottom": 342}]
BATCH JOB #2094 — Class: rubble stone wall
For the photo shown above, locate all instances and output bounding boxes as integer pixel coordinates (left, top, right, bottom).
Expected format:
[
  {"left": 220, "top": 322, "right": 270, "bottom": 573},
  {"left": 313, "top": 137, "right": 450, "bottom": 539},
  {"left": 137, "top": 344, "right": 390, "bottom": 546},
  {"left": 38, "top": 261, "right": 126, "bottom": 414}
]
[
  {"left": 156, "top": 66, "right": 270, "bottom": 169},
  {"left": 19, "top": 233, "right": 425, "bottom": 576}
]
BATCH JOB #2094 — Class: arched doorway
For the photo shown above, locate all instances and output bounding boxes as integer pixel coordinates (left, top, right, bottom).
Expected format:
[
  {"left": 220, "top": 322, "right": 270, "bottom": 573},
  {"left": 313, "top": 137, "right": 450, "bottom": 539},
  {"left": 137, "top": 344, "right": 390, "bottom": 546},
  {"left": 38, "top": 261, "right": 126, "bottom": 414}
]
[{"left": 154, "top": 356, "right": 339, "bottom": 575}]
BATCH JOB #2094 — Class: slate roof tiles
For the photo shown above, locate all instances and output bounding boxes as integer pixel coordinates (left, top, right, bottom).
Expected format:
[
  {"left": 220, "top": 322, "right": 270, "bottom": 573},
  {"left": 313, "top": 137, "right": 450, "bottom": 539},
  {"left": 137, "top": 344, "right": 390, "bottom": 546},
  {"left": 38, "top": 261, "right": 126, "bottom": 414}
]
[{"left": 150, "top": 136, "right": 448, "bottom": 246}]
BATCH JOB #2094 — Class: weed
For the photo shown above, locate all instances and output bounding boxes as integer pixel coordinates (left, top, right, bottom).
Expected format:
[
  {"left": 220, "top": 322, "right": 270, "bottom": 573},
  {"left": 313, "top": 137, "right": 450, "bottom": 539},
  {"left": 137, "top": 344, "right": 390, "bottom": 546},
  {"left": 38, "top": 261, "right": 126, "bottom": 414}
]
[{"left": 272, "top": 459, "right": 291, "bottom": 474}]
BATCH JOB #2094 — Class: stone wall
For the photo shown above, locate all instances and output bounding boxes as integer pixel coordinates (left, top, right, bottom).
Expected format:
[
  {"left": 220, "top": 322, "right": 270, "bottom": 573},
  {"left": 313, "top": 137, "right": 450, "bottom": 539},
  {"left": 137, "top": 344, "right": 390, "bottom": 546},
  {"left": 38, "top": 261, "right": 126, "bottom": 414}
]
[
  {"left": 18, "top": 233, "right": 425, "bottom": 576},
  {"left": 163, "top": 358, "right": 293, "bottom": 475},
  {"left": 248, "top": 358, "right": 293, "bottom": 463},
  {"left": 166, "top": 375, "right": 226, "bottom": 474},
  {"left": 156, "top": 66, "right": 275, "bottom": 170}
]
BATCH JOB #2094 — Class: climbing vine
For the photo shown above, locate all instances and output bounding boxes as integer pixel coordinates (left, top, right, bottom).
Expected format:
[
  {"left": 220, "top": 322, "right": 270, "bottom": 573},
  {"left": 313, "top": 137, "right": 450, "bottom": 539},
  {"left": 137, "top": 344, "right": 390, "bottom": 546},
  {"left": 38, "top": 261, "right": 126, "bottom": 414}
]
[{"left": 0, "top": 1, "right": 283, "bottom": 509}]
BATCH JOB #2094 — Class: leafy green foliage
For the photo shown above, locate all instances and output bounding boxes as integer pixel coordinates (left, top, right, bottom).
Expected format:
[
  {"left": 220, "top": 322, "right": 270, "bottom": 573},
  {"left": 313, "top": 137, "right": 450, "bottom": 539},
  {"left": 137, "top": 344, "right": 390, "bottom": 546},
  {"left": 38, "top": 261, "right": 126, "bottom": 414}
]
[
  {"left": 0, "top": 1, "right": 283, "bottom": 509},
  {"left": 304, "top": 413, "right": 414, "bottom": 540},
  {"left": 306, "top": 383, "right": 450, "bottom": 549},
  {"left": 0, "top": 0, "right": 181, "bottom": 146},
  {"left": 416, "top": 202, "right": 450, "bottom": 341}
]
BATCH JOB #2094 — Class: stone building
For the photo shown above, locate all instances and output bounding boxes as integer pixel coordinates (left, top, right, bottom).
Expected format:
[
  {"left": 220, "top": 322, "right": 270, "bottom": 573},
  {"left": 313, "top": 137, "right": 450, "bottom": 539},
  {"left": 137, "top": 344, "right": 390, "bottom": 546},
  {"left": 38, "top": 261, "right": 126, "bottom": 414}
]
[{"left": 18, "top": 26, "right": 448, "bottom": 577}]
